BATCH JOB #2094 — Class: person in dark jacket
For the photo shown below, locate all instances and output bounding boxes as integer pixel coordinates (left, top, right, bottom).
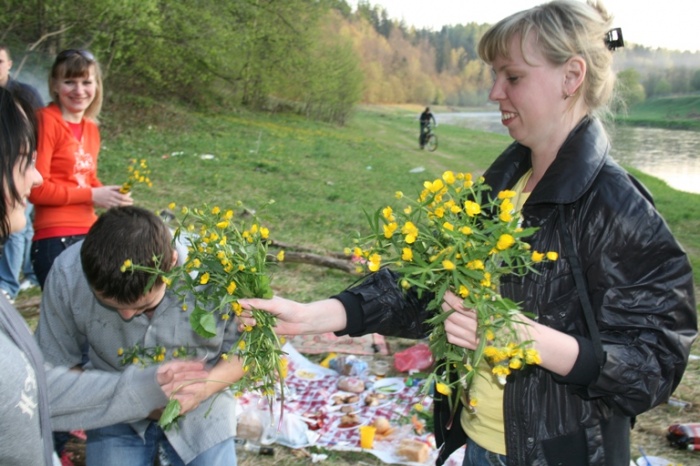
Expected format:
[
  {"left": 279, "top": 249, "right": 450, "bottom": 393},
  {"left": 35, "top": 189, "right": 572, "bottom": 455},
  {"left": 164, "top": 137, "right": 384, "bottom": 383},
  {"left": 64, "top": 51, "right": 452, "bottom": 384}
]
[
  {"left": 419, "top": 107, "right": 436, "bottom": 149},
  {"left": 240, "top": 1, "right": 697, "bottom": 465}
]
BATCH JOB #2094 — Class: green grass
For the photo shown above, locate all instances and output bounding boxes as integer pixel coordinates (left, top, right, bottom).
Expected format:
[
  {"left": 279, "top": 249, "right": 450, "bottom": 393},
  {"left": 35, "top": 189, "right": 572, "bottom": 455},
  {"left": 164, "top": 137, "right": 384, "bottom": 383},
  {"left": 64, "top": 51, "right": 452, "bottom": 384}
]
[
  {"left": 98, "top": 103, "right": 700, "bottom": 298},
  {"left": 616, "top": 94, "right": 700, "bottom": 130}
]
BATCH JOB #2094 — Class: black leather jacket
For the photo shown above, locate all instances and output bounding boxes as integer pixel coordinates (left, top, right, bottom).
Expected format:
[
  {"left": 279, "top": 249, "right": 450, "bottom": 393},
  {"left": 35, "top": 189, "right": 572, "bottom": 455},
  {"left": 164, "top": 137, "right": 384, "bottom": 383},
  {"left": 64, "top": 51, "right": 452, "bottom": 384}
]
[{"left": 334, "top": 117, "right": 697, "bottom": 465}]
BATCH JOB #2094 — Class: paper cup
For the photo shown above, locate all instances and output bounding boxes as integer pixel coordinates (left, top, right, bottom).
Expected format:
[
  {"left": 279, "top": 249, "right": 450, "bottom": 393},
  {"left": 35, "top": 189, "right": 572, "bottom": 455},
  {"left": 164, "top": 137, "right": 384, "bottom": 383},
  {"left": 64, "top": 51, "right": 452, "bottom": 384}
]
[{"left": 359, "top": 425, "right": 377, "bottom": 449}]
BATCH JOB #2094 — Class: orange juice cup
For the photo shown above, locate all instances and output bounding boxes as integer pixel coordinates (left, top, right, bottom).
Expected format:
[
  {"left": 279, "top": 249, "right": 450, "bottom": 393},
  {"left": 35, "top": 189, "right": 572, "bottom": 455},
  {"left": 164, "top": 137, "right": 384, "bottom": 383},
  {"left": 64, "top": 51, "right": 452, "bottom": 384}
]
[{"left": 359, "top": 425, "right": 377, "bottom": 449}]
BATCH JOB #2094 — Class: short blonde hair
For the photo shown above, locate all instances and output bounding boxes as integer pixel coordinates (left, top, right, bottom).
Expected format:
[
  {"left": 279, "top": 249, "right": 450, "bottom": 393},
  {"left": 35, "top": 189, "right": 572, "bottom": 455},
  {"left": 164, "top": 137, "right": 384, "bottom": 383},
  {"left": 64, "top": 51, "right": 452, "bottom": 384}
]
[
  {"left": 49, "top": 50, "right": 103, "bottom": 121},
  {"left": 478, "top": 0, "right": 615, "bottom": 112}
]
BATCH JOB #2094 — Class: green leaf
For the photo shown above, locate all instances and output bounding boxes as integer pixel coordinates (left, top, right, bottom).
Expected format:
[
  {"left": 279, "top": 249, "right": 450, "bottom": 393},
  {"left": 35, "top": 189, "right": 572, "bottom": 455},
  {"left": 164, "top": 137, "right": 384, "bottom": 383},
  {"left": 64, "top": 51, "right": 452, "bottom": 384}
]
[
  {"left": 158, "top": 399, "right": 182, "bottom": 430},
  {"left": 190, "top": 307, "right": 217, "bottom": 338}
]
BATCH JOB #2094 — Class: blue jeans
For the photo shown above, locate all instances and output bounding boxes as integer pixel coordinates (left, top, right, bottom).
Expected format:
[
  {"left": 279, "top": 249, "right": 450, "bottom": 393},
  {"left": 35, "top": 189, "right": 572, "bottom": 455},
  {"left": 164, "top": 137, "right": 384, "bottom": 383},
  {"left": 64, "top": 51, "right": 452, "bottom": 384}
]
[
  {"left": 86, "top": 422, "right": 237, "bottom": 466},
  {"left": 463, "top": 437, "right": 507, "bottom": 466},
  {"left": 31, "top": 234, "right": 86, "bottom": 289},
  {"left": 0, "top": 203, "right": 37, "bottom": 298}
]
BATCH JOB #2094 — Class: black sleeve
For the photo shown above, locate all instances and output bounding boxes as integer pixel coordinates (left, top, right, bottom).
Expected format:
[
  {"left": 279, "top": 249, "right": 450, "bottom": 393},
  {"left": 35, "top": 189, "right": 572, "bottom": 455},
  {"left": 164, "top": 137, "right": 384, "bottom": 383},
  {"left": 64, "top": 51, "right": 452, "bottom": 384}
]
[{"left": 331, "top": 267, "right": 435, "bottom": 339}]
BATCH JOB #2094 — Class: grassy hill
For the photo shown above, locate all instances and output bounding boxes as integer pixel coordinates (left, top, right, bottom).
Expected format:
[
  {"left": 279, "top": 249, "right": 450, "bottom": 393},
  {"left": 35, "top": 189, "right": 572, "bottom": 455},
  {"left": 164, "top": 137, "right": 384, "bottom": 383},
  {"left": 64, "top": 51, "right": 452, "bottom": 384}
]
[{"left": 616, "top": 94, "right": 700, "bottom": 130}]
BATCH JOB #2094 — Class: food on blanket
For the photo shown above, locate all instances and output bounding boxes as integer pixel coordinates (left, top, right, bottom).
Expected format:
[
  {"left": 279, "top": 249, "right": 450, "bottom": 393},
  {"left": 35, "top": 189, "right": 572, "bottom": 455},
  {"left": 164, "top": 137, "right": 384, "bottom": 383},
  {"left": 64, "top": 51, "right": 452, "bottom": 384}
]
[
  {"left": 338, "top": 413, "right": 361, "bottom": 428},
  {"left": 331, "top": 392, "right": 360, "bottom": 405},
  {"left": 302, "top": 410, "right": 326, "bottom": 431},
  {"left": 295, "top": 368, "right": 322, "bottom": 380},
  {"left": 339, "top": 404, "right": 359, "bottom": 414},
  {"left": 411, "top": 414, "right": 426, "bottom": 435},
  {"left": 337, "top": 376, "right": 365, "bottom": 393},
  {"left": 397, "top": 438, "right": 431, "bottom": 463},
  {"left": 364, "top": 391, "right": 388, "bottom": 407},
  {"left": 371, "top": 416, "right": 395, "bottom": 439}
]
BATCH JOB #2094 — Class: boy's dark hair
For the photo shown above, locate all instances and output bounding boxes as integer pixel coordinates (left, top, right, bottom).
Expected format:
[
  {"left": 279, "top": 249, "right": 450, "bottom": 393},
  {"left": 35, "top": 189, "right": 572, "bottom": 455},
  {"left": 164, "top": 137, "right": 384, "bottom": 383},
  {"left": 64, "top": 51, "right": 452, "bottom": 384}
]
[{"left": 81, "top": 206, "right": 174, "bottom": 304}]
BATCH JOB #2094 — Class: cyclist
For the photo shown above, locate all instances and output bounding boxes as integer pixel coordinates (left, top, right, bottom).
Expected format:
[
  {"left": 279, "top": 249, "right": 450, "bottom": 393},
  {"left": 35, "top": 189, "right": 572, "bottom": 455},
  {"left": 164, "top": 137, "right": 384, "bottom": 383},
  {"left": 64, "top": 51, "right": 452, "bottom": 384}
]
[{"left": 419, "top": 107, "right": 436, "bottom": 149}]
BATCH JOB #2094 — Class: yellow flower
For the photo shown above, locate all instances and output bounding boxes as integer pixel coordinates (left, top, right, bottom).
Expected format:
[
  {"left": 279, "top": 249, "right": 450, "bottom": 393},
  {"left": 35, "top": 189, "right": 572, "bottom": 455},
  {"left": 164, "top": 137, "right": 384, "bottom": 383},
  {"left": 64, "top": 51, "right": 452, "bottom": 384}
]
[
  {"left": 442, "top": 260, "right": 456, "bottom": 271},
  {"left": 395, "top": 191, "right": 404, "bottom": 199},
  {"left": 260, "top": 227, "right": 270, "bottom": 239},
  {"left": 525, "top": 349, "right": 542, "bottom": 365},
  {"left": 497, "top": 234, "right": 515, "bottom": 250},
  {"left": 413, "top": 403, "right": 424, "bottom": 412},
  {"left": 216, "top": 220, "right": 229, "bottom": 229},
  {"left": 401, "top": 247, "right": 413, "bottom": 262},
  {"left": 120, "top": 259, "right": 133, "bottom": 273},
  {"left": 509, "top": 358, "right": 523, "bottom": 370},
  {"left": 401, "top": 279, "right": 410, "bottom": 289},
  {"left": 499, "top": 210, "right": 513, "bottom": 223},
  {"left": 467, "top": 260, "right": 484, "bottom": 270},
  {"left": 425, "top": 178, "right": 445, "bottom": 193},
  {"left": 226, "top": 282, "right": 237, "bottom": 295},
  {"left": 211, "top": 206, "right": 221, "bottom": 215},
  {"left": 168, "top": 202, "right": 176, "bottom": 210},
  {"left": 442, "top": 221, "right": 454, "bottom": 232},
  {"left": 368, "top": 253, "right": 382, "bottom": 272},
  {"left": 458, "top": 285, "right": 469, "bottom": 298},
  {"left": 464, "top": 200, "right": 481, "bottom": 217},
  {"left": 442, "top": 171, "right": 456, "bottom": 185},
  {"left": 221, "top": 353, "right": 229, "bottom": 361},
  {"left": 402, "top": 221, "right": 419, "bottom": 244},
  {"left": 383, "top": 222, "right": 398, "bottom": 239},
  {"left": 484, "top": 329, "right": 495, "bottom": 341},
  {"left": 276, "top": 250, "right": 285, "bottom": 262},
  {"left": 435, "top": 382, "right": 452, "bottom": 396},
  {"left": 162, "top": 276, "right": 172, "bottom": 287},
  {"left": 498, "top": 190, "right": 516, "bottom": 199},
  {"left": 238, "top": 340, "right": 246, "bottom": 351},
  {"left": 460, "top": 226, "right": 472, "bottom": 235},
  {"left": 382, "top": 206, "right": 394, "bottom": 221},
  {"left": 232, "top": 302, "right": 243, "bottom": 316},
  {"left": 200, "top": 272, "right": 210, "bottom": 285},
  {"left": 224, "top": 209, "right": 234, "bottom": 220},
  {"left": 531, "top": 251, "right": 545, "bottom": 263},
  {"left": 546, "top": 251, "right": 559, "bottom": 261},
  {"left": 117, "top": 347, "right": 124, "bottom": 356},
  {"left": 469, "top": 398, "right": 478, "bottom": 408}
]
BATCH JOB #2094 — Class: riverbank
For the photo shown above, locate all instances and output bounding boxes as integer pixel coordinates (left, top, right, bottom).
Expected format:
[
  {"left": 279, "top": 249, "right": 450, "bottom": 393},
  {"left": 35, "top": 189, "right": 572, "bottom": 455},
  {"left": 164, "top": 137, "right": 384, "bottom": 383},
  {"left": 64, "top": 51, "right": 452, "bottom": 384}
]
[
  {"left": 615, "top": 94, "right": 700, "bottom": 131},
  {"left": 16, "top": 103, "right": 700, "bottom": 466}
]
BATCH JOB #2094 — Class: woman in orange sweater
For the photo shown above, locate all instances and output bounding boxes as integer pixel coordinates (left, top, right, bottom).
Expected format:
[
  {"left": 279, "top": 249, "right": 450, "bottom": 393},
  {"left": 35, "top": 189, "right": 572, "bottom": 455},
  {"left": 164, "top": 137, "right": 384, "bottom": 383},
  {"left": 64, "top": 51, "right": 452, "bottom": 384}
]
[{"left": 29, "top": 50, "right": 132, "bottom": 288}]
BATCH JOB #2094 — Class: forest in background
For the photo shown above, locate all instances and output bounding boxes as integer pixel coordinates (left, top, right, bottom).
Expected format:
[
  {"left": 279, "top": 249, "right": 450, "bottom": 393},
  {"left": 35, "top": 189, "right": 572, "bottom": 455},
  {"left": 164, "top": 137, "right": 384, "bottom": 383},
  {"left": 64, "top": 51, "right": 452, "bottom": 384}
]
[{"left": 3, "top": 0, "right": 700, "bottom": 123}]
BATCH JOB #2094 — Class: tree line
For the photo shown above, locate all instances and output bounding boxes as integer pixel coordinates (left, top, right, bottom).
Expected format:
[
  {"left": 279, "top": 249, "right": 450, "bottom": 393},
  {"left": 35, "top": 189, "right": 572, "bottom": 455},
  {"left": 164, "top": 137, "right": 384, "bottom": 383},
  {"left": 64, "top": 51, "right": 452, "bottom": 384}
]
[{"left": 3, "top": 0, "right": 699, "bottom": 124}]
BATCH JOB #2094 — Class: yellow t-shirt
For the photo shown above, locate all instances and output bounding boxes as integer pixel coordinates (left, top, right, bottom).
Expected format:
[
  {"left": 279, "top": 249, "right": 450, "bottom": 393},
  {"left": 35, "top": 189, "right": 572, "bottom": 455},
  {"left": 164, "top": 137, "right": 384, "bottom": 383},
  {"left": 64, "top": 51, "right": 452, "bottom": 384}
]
[{"left": 460, "top": 168, "right": 532, "bottom": 454}]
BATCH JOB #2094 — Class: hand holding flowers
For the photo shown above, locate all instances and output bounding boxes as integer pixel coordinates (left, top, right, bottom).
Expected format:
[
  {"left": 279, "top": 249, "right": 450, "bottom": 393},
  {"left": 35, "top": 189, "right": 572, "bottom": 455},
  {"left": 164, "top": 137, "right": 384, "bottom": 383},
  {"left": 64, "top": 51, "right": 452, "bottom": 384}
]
[
  {"left": 350, "top": 171, "right": 557, "bottom": 409},
  {"left": 122, "top": 201, "right": 286, "bottom": 429}
]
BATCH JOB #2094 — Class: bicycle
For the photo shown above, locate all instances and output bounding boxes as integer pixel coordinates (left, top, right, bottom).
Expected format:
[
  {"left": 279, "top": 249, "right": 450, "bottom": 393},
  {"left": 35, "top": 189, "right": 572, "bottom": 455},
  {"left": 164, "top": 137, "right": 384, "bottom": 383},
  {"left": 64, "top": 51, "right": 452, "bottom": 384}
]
[{"left": 419, "top": 124, "right": 438, "bottom": 152}]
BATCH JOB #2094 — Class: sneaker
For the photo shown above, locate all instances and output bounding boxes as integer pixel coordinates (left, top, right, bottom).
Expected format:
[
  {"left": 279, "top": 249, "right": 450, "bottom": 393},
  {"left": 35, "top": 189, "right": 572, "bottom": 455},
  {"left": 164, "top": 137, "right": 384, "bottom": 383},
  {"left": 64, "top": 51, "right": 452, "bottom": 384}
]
[{"left": 19, "top": 279, "right": 37, "bottom": 291}]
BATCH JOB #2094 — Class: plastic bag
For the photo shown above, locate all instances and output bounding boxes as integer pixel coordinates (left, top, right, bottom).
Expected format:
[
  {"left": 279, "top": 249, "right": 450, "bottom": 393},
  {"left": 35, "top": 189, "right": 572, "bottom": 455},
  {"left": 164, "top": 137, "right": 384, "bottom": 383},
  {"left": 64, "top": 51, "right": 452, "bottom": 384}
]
[{"left": 393, "top": 343, "right": 434, "bottom": 372}]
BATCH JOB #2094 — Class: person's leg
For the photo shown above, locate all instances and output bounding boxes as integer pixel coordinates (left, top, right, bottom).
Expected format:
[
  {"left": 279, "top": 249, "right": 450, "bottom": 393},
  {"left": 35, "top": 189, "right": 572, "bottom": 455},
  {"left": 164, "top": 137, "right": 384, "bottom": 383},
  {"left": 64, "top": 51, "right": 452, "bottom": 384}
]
[
  {"left": 185, "top": 439, "right": 237, "bottom": 466},
  {"left": 86, "top": 423, "right": 159, "bottom": 466},
  {"left": 463, "top": 437, "right": 507, "bottom": 466},
  {"left": 0, "top": 231, "right": 24, "bottom": 299},
  {"left": 20, "top": 203, "right": 37, "bottom": 287},
  {"left": 31, "top": 235, "right": 86, "bottom": 289}
]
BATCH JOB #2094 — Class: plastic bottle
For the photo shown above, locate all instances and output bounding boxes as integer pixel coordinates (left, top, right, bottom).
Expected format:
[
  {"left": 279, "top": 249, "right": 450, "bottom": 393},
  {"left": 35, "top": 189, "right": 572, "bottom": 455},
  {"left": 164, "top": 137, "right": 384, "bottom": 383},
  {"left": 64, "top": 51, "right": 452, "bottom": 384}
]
[
  {"left": 234, "top": 438, "right": 274, "bottom": 456},
  {"left": 667, "top": 423, "right": 700, "bottom": 450}
]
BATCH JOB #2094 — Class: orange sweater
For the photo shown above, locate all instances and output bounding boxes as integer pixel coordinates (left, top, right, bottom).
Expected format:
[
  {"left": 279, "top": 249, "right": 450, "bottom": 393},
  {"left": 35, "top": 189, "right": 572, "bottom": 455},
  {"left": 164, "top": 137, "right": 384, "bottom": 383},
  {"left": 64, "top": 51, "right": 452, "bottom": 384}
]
[{"left": 29, "top": 103, "right": 103, "bottom": 238}]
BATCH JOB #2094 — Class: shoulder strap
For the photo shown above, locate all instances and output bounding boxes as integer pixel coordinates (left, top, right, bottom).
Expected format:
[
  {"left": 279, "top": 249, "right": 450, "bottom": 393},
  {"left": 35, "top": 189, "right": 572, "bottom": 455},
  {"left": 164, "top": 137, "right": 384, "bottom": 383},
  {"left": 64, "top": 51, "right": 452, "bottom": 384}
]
[{"left": 557, "top": 204, "right": 605, "bottom": 367}]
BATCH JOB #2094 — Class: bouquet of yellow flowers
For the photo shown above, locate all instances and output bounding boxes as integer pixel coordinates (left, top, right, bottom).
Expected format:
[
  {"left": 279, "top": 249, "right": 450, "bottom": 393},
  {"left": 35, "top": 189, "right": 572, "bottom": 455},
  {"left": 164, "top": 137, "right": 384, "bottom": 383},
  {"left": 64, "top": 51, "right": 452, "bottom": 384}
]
[
  {"left": 350, "top": 171, "right": 556, "bottom": 410},
  {"left": 119, "top": 158, "right": 153, "bottom": 194},
  {"left": 123, "top": 202, "right": 286, "bottom": 429}
]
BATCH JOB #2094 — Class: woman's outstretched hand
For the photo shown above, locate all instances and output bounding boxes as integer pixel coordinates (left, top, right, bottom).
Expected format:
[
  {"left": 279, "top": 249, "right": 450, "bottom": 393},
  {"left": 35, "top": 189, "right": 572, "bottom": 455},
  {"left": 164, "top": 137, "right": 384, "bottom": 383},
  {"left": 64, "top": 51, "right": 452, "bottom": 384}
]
[{"left": 237, "top": 297, "right": 348, "bottom": 336}]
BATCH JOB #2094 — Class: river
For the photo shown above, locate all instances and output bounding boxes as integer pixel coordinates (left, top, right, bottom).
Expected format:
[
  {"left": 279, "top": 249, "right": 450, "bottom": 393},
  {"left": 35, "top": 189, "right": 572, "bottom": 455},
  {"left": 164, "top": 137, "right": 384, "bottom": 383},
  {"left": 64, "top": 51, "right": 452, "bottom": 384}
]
[{"left": 436, "top": 112, "right": 700, "bottom": 195}]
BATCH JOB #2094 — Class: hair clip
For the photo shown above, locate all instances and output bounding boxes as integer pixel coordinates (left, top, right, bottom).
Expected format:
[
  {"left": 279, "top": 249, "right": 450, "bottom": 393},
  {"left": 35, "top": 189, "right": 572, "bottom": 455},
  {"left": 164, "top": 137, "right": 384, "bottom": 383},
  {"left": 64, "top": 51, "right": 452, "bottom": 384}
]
[{"left": 604, "top": 28, "right": 624, "bottom": 51}]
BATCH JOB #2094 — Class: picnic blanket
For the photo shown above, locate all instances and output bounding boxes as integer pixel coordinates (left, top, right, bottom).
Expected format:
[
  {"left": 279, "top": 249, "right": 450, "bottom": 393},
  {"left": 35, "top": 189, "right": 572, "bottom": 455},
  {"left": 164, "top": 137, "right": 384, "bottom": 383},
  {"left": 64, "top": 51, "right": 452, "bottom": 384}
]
[
  {"left": 288, "top": 332, "right": 390, "bottom": 355},
  {"left": 236, "top": 344, "right": 439, "bottom": 465}
]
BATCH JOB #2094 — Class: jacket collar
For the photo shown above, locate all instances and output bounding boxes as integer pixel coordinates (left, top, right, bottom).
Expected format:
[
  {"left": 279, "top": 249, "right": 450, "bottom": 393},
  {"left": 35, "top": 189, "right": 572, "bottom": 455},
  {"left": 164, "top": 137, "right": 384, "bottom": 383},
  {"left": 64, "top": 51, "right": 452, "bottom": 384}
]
[{"left": 484, "top": 116, "right": 611, "bottom": 204}]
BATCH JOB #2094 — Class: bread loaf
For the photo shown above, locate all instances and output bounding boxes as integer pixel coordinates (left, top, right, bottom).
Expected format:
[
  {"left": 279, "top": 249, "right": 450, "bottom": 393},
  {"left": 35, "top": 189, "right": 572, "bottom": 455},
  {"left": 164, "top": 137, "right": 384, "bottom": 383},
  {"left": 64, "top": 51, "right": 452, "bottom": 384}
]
[{"left": 397, "top": 438, "right": 430, "bottom": 463}]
